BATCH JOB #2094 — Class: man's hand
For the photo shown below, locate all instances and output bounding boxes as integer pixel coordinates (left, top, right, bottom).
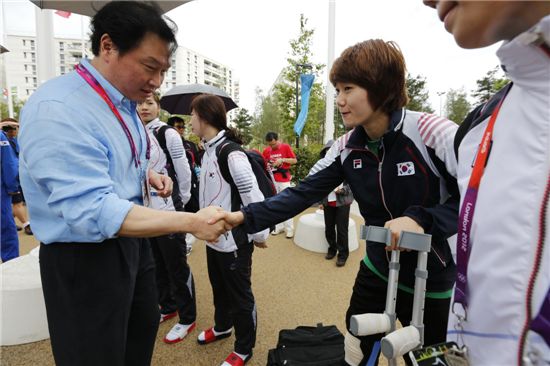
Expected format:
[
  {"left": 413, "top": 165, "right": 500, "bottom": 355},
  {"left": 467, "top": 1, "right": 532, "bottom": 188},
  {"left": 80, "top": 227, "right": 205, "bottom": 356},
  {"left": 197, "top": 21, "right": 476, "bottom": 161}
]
[
  {"left": 254, "top": 241, "right": 268, "bottom": 249},
  {"left": 149, "top": 170, "right": 173, "bottom": 198},
  {"left": 208, "top": 210, "right": 245, "bottom": 231},
  {"left": 273, "top": 158, "right": 283, "bottom": 168},
  {"left": 383, "top": 216, "right": 424, "bottom": 251},
  {"left": 0, "top": 121, "right": 18, "bottom": 128},
  {"left": 191, "top": 206, "right": 228, "bottom": 242}
]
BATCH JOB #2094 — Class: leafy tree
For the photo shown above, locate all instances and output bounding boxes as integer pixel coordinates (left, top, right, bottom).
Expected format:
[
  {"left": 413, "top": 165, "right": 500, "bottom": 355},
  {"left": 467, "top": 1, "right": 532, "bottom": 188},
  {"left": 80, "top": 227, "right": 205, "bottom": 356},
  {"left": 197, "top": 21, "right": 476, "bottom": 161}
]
[
  {"left": 406, "top": 74, "right": 434, "bottom": 113},
  {"left": 250, "top": 93, "right": 282, "bottom": 150},
  {"left": 0, "top": 98, "right": 25, "bottom": 120},
  {"left": 472, "top": 66, "right": 509, "bottom": 105},
  {"left": 445, "top": 88, "right": 471, "bottom": 124},
  {"left": 272, "top": 14, "right": 326, "bottom": 146},
  {"left": 232, "top": 108, "right": 253, "bottom": 146}
]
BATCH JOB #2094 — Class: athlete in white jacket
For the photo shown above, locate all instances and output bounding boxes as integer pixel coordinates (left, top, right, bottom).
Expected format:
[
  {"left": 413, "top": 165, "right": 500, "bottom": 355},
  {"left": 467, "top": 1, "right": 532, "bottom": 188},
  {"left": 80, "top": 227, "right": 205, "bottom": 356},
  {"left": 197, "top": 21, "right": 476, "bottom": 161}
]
[
  {"left": 190, "top": 94, "right": 268, "bottom": 366},
  {"left": 423, "top": 1, "right": 550, "bottom": 364},
  {"left": 138, "top": 94, "right": 196, "bottom": 345}
]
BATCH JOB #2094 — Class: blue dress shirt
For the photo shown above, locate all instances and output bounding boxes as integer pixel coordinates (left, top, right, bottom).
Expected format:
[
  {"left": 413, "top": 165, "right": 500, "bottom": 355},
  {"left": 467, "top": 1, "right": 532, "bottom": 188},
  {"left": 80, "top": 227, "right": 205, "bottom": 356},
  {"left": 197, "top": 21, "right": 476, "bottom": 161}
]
[{"left": 19, "top": 59, "right": 149, "bottom": 244}]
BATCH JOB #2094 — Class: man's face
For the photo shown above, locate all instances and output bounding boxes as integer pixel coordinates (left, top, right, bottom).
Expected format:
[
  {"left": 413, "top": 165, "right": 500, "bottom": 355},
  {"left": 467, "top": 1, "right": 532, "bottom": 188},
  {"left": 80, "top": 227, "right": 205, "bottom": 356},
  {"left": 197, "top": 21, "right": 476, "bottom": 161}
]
[
  {"left": 423, "top": 0, "right": 536, "bottom": 48},
  {"left": 173, "top": 122, "right": 185, "bottom": 136},
  {"left": 266, "top": 139, "right": 279, "bottom": 149},
  {"left": 105, "top": 32, "right": 171, "bottom": 102},
  {"left": 335, "top": 82, "right": 374, "bottom": 129},
  {"left": 6, "top": 128, "right": 17, "bottom": 138}
]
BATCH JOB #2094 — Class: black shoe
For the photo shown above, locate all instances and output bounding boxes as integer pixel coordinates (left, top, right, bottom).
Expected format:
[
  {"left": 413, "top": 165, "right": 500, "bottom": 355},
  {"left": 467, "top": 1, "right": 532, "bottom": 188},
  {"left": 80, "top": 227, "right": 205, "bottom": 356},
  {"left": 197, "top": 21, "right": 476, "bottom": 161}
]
[
  {"left": 325, "top": 250, "right": 336, "bottom": 260},
  {"left": 336, "top": 257, "right": 347, "bottom": 267},
  {"left": 16, "top": 225, "right": 22, "bottom": 231},
  {"left": 24, "top": 225, "right": 33, "bottom": 235}
]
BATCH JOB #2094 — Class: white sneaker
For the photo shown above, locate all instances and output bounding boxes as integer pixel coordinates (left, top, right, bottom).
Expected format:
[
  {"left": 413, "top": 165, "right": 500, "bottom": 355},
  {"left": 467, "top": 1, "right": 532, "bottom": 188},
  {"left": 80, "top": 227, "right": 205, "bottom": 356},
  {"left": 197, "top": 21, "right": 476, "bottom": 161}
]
[
  {"left": 285, "top": 230, "right": 294, "bottom": 238},
  {"left": 271, "top": 228, "right": 283, "bottom": 235},
  {"left": 163, "top": 322, "right": 196, "bottom": 344}
]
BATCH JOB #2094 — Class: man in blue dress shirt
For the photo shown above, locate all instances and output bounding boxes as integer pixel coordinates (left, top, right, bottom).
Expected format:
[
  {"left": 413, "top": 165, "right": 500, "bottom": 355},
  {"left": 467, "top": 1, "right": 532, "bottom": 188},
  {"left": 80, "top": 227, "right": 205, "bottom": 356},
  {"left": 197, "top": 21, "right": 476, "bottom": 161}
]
[{"left": 19, "top": 2, "right": 226, "bottom": 365}]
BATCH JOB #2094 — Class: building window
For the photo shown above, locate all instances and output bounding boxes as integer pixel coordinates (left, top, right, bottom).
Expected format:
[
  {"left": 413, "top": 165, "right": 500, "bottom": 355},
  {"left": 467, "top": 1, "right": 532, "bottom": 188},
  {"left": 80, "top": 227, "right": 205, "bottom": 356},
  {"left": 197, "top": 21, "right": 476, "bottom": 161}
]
[
  {"left": 60, "top": 66, "right": 66, "bottom": 74},
  {"left": 30, "top": 40, "right": 35, "bottom": 47},
  {"left": 22, "top": 39, "right": 26, "bottom": 46},
  {"left": 24, "top": 64, "right": 28, "bottom": 71}
]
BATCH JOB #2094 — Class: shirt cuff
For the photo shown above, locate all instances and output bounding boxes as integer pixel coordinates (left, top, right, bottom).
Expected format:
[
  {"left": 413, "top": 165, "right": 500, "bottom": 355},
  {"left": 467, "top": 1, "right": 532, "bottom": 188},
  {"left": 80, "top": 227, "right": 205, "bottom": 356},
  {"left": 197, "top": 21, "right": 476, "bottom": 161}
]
[{"left": 98, "top": 195, "right": 134, "bottom": 238}]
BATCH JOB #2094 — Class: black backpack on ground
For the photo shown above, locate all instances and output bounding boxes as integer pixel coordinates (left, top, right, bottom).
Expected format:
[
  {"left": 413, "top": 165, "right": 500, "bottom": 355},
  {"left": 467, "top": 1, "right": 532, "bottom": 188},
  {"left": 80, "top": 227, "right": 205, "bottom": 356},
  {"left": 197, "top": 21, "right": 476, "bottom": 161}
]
[
  {"left": 153, "top": 125, "right": 200, "bottom": 213},
  {"left": 267, "top": 324, "right": 345, "bottom": 366},
  {"left": 215, "top": 140, "right": 277, "bottom": 232}
]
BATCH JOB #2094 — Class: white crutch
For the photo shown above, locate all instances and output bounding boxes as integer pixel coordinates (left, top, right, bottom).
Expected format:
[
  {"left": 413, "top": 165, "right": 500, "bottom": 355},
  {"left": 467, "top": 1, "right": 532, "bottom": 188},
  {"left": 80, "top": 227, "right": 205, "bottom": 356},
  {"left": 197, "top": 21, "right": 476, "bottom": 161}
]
[{"left": 350, "top": 226, "right": 431, "bottom": 365}]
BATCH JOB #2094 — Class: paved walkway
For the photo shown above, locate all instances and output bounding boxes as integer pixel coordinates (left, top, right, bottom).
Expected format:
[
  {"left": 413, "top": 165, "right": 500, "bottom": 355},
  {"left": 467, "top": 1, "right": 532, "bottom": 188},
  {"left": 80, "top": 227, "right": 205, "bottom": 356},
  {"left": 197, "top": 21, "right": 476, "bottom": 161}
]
[{"left": 1, "top": 208, "right": 380, "bottom": 366}]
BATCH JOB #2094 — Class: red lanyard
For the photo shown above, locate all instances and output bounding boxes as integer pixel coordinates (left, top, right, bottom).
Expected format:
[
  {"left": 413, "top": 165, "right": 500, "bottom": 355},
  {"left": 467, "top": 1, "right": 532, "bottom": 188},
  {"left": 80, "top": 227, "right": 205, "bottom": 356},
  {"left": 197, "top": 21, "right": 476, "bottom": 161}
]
[
  {"left": 454, "top": 83, "right": 512, "bottom": 311},
  {"left": 75, "top": 64, "right": 150, "bottom": 169}
]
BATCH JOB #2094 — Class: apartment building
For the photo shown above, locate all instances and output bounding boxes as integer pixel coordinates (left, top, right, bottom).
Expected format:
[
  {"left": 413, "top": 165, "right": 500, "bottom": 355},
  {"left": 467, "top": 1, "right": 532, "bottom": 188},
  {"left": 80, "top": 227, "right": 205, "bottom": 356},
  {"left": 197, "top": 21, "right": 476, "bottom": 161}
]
[{"left": 1, "top": 34, "right": 240, "bottom": 111}]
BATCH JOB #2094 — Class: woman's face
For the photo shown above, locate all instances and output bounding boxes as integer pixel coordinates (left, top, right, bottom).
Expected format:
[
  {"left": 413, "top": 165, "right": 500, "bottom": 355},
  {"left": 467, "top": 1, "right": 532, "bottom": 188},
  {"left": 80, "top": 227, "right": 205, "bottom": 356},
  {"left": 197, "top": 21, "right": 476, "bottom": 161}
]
[
  {"left": 334, "top": 82, "right": 374, "bottom": 129},
  {"left": 190, "top": 109, "right": 203, "bottom": 137},
  {"left": 137, "top": 96, "right": 160, "bottom": 123},
  {"left": 423, "top": 0, "right": 544, "bottom": 49}
]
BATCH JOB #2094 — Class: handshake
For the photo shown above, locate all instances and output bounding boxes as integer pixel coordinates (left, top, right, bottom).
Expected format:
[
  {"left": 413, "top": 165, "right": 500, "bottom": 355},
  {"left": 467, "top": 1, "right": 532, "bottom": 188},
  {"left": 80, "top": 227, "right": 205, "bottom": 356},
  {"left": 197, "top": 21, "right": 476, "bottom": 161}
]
[{"left": 189, "top": 206, "right": 245, "bottom": 242}]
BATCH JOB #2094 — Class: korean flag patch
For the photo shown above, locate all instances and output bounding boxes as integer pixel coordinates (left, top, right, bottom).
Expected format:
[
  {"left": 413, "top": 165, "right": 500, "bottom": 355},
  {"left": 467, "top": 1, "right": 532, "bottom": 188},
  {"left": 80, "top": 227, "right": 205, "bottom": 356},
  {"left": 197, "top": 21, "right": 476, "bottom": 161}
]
[
  {"left": 397, "top": 161, "right": 415, "bottom": 176},
  {"left": 353, "top": 159, "right": 362, "bottom": 169}
]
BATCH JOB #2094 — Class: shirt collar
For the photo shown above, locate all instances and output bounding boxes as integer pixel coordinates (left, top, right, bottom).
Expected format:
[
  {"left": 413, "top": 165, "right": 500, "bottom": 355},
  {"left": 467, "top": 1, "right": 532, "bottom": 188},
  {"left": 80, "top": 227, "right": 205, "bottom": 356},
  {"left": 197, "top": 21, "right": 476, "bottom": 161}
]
[
  {"left": 346, "top": 108, "right": 405, "bottom": 148},
  {"left": 497, "top": 14, "right": 550, "bottom": 92},
  {"left": 204, "top": 130, "right": 227, "bottom": 151},
  {"left": 80, "top": 58, "right": 134, "bottom": 111}
]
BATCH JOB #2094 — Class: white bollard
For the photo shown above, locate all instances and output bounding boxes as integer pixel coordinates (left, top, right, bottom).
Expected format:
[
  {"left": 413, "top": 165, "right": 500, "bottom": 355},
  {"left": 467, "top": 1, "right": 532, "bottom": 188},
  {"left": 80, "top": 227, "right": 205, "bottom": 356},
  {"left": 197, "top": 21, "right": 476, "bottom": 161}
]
[
  {"left": 293, "top": 209, "right": 359, "bottom": 253},
  {"left": 0, "top": 251, "right": 50, "bottom": 345}
]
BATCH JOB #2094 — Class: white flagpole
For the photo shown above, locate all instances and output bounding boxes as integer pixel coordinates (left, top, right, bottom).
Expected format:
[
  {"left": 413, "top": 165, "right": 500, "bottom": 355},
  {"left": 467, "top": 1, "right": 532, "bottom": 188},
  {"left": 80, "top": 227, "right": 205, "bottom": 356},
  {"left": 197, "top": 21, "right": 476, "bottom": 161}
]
[
  {"left": 35, "top": 7, "right": 56, "bottom": 85},
  {"left": 324, "top": 0, "right": 336, "bottom": 143},
  {"left": 80, "top": 14, "right": 86, "bottom": 59},
  {"left": 1, "top": 0, "right": 14, "bottom": 117}
]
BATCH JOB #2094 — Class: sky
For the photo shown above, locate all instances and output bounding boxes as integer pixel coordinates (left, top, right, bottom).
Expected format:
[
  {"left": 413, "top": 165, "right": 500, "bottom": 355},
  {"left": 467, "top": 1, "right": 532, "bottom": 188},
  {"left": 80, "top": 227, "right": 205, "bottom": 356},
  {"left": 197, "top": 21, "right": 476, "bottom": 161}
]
[{"left": 2, "top": 0, "right": 502, "bottom": 114}]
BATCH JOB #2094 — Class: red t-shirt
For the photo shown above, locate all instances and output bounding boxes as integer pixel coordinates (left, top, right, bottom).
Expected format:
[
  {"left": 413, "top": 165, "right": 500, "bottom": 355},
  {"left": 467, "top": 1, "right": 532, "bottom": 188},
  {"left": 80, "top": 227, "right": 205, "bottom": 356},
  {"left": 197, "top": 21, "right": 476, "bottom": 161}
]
[{"left": 262, "top": 143, "right": 296, "bottom": 183}]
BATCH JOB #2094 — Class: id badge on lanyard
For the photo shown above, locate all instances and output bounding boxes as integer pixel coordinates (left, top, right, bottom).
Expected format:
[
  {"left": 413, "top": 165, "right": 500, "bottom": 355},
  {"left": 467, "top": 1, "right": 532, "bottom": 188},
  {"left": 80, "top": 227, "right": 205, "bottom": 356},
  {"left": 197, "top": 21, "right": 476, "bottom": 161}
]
[{"left": 142, "top": 169, "right": 151, "bottom": 208}]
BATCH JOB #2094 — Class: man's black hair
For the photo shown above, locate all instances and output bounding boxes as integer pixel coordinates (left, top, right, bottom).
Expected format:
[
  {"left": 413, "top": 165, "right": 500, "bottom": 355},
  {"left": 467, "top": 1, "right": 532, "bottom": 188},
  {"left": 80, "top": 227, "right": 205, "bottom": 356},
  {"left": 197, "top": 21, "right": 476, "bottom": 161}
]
[
  {"left": 2, "top": 126, "right": 16, "bottom": 132},
  {"left": 90, "top": 1, "right": 178, "bottom": 57},
  {"left": 265, "top": 132, "right": 278, "bottom": 141},
  {"left": 167, "top": 115, "right": 185, "bottom": 127}
]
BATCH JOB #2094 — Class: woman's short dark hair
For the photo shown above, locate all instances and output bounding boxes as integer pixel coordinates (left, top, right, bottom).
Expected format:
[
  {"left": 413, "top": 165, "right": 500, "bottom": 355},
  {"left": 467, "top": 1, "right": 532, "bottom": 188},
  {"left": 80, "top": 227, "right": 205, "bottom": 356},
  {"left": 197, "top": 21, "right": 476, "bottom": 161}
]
[
  {"left": 330, "top": 39, "right": 409, "bottom": 114},
  {"left": 90, "top": 1, "right": 178, "bottom": 57},
  {"left": 191, "top": 94, "right": 243, "bottom": 144}
]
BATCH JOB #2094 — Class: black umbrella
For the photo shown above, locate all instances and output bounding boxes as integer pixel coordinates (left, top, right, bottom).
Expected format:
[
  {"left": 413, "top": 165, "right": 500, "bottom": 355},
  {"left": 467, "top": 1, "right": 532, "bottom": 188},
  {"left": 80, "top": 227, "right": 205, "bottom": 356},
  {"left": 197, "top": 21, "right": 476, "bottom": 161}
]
[{"left": 160, "top": 84, "right": 238, "bottom": 115}]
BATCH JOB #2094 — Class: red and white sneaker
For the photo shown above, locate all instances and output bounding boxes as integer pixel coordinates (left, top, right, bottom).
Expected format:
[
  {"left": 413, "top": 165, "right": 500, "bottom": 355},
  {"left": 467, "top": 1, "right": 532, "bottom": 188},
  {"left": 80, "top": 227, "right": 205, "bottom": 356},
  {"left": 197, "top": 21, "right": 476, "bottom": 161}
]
[
  {"left": 197, "top": 326, "right": 232, "bottom": 345},
  {"left": 163, "top": 322, "right": 196, "bottom": 344},
  {"left": 220, "top": 351, "right": 253, "bottom": 366},
  {"left": 159, "top": 311, "right": 177, "bottom": 324}
]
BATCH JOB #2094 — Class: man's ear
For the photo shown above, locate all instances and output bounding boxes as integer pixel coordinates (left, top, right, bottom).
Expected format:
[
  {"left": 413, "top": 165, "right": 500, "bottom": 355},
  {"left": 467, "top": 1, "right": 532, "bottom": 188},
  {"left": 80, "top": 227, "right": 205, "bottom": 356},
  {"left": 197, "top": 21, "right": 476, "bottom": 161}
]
[{"left": 98, "top": 33, "right": 118, "bottom": 60}]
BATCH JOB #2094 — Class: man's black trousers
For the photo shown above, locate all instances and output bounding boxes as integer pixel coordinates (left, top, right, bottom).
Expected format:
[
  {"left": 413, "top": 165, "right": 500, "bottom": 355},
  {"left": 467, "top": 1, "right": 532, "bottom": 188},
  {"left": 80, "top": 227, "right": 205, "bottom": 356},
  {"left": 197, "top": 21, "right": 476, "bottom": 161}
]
[
  {"left": 39, "top": 238, "right": 159, "bottom": 366},
  {"left": 206, "top": 243, "right": 256, "bottom": 355},
  {"left": 150, "top": 233, "right": 196, "bottom": 324},
  {"left": 345, "top": 261, "right": 451, "bottom": 366},
  {"left": 323, "top": 204, "right": 351, "bottom": 259}
]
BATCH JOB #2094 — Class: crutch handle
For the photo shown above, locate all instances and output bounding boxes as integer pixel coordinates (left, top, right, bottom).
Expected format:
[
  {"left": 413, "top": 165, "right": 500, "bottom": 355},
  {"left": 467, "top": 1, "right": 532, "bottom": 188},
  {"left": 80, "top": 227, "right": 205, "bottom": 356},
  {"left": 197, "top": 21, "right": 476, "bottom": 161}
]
[
  {"left": 380, "top": 325, "right": 421, "bottom": 359},
  {"left": 350, "top": 313, "right": 391, "bottom": 336}
]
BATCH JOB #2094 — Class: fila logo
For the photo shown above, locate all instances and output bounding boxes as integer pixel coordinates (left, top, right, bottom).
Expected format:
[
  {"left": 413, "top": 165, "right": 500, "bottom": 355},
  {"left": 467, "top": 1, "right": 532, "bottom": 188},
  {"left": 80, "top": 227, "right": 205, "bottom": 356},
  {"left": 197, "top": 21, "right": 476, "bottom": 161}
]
[
  {"left": 397, "top": 161, "right": 415, "bottom": 176},
  {"left": 353, "top": 159, "right": 362, "bottom": 169}
]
